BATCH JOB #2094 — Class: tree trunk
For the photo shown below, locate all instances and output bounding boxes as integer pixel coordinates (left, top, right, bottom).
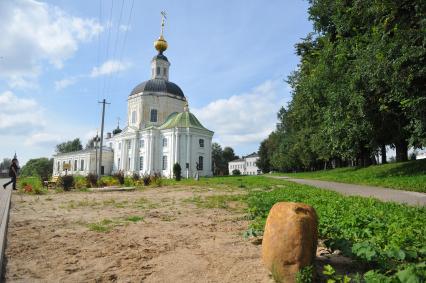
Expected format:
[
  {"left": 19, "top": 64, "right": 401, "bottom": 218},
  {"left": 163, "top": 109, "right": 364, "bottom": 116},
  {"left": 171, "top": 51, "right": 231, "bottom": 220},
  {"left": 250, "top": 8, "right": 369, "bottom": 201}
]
[
  {"left": 395, "top": 140, "right": 408, "bottom": 162},
  {"left": 381, "top": 144, "right": 387, "bottom": 164}
]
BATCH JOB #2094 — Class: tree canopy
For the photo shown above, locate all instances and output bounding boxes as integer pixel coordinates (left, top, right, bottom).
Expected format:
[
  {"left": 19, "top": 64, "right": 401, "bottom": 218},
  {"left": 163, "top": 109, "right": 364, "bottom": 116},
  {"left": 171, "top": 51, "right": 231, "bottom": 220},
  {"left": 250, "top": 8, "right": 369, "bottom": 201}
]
[
  {"left": 20, "top": 158, "right": 53, "bottom": 180},
  {"left": 211, "top": 143, "right": 239, "bottom": 175},
  {"left": 258, "top": 0, "right": 425, "bottom": 172},
  {"left": 56, "top": 138, "right": 83, "bottom": 154}
]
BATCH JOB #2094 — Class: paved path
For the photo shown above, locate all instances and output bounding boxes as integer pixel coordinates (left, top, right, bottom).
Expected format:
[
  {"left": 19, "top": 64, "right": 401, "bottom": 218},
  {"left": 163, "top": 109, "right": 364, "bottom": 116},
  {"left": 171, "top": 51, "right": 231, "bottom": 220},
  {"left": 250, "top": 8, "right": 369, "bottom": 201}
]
[
  {"left": 0, "top": 178, "right": 13, "bottom": 278},
  {"left": 268, "top": 176, "right": 426, "bottom": 206}
]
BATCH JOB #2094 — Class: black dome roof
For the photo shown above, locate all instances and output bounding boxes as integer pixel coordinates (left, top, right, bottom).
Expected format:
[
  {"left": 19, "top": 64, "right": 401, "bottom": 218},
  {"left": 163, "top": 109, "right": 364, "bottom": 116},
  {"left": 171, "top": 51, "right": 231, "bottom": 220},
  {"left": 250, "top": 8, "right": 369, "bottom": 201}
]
[
  {"left": 130, "top": 79, "right": 185, "bottom": 98},
  {"left": 153, "top": 53, "right": 168, "bottom": 62}
]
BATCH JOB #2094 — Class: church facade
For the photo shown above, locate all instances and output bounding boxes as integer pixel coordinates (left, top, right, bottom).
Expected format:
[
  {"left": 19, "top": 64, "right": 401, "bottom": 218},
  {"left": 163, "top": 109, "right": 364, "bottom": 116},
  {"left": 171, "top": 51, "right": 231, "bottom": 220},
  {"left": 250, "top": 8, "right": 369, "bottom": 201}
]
[
  {"left": 105, "top": 27, "right": 213, "bottom": 178},
  {"left": 53, "top": 22, "right": 214, "bottom": 178}
]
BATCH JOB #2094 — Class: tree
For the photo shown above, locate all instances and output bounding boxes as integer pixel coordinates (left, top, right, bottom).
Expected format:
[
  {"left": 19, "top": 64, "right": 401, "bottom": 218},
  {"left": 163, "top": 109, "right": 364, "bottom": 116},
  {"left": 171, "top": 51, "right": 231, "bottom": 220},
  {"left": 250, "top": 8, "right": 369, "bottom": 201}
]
[
  {"left": 173, "top": 163, "right": 182, "bottom": 181},
  {"left": 86, "top": 136, "right": 100, "bottom": 149},
  {"left": 56, "top": 138, "right": 83, "bottom": 153},
  {"left": 222, "top": 147, "right": 239, "bottom": 175},
  {"left": 0, "top": 158, "right": 12, "bottom": 172},
  {"left": 20, "top": 158, "right": 53, "bottom": 180},
  {"left": 211, "top": 143, "right": 225, "bottom": 176},
  {"left": 211, "top": 143, "right": 238, "bottom": 175}
]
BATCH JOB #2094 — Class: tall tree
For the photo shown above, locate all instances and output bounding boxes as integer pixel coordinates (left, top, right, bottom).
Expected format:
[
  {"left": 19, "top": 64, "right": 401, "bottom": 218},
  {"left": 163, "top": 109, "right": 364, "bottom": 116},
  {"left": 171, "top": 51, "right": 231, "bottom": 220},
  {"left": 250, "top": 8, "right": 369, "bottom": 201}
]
[
  {"left": 0, "top": 158, "right": 12, "bottom": 171},
  {"left": 20, "top": 158, "right": 53, "bottom": 180},
  {"left": 56, "top": 138, "right": 83, "bottom": 154}
]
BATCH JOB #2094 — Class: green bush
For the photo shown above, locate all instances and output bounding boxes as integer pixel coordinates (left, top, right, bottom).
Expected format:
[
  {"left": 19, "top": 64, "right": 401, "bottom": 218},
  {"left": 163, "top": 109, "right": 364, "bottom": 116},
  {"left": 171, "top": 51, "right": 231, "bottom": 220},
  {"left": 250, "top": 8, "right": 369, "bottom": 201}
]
[
  {"left": 232, "top": 169, "right": 241, "bottom": 175},
  {"left": 98, "top": 176, "right": 119, "bottom": 187},
  {"left": 150, "top": 173, "right": 162, "bottom": 187},
  {"left": 123, "top": 177, "right": 135, "bottom": 187},
  {"left": 173, "top": 163, "right": 182, "bottom": 181},
  {"left": 59, "top": 175, "right": 74, "bottom": 191},
  {"left": 18, "top": 176, "right": 43, "bottom": 190},
  {"left": 74, "top": 175, "right": 87, "bottom": 189}
]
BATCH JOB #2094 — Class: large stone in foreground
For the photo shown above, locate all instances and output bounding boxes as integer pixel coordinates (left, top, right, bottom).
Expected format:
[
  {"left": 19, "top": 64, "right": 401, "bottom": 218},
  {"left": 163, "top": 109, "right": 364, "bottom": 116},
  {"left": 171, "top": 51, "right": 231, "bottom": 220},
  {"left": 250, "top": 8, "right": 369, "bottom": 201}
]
[{"left": 262, "top": 202, "right": 318, "bottom": 283}]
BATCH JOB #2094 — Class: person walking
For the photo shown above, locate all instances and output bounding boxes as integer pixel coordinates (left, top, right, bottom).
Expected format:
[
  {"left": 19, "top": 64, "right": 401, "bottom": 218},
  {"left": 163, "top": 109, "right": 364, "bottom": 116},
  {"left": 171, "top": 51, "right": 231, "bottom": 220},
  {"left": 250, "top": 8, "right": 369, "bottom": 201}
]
[{"left": 3, "top": 157, "right": 19, "bottom": 190}]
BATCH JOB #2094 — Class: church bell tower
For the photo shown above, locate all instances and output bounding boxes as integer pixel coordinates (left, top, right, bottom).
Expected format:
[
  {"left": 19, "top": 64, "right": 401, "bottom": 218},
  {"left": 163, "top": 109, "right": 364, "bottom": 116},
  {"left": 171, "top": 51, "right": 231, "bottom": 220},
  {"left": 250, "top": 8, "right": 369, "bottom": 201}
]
[{"left": 151, "top": 12, "right": 170, "bottom": 81}]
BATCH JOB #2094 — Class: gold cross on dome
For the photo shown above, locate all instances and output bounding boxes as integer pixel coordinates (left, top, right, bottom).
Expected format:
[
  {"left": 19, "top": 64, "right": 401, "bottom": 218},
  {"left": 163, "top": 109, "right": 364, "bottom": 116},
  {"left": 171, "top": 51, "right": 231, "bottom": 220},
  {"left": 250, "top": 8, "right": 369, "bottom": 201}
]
[{"left": 160, "top": 11, "right": 167, "bottom": 36}]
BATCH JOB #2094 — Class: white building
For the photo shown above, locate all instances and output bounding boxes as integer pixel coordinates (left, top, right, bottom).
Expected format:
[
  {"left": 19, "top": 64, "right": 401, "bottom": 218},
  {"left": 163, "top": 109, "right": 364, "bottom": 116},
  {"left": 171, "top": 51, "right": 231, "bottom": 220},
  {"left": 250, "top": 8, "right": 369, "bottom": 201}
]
[
  {"left": 53, "top": 148, "right": 113, "bottom": 176},
  {"left": 53, "top": 21, "right": 214, "bottom": 178},
  {"left": 228, "top": 153, "right": 261, "bottom": 175}
]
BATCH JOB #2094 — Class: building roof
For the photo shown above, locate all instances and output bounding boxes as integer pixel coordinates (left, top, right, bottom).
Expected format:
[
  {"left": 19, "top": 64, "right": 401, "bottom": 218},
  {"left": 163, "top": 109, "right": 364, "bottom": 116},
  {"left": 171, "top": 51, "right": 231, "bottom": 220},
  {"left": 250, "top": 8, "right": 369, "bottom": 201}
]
[
  {"left": 53, "top": 147, "right": 112, "bottom": 157},
  {"left": 229, "top": 158, "right": 245, "bottom": 163},
  {"left": 152, "top": 53, "right": 168, "bottom": 62},
  {"left": 245, "top": 152, "right": 259, "bottom": 158},
  {"left": 129, "top": 78, "right": 185, "bottom": 98},
  {"left": 158, "top": 111, "right": 210, "bottom": 131}
]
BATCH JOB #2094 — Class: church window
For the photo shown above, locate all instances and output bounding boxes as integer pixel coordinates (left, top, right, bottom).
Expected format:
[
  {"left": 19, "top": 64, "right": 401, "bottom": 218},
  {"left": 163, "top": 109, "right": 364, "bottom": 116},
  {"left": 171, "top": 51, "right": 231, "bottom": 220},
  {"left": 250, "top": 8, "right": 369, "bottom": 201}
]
[
  {"left": 140, "top": 139, "right": 145, "bottom": 148},
  {"left": 163, "top": 67, "right": 167, "bottom": 76},
  {"left": 162, "top": 156, "right": 168, "bottom": 170},
  {"left": 131, "top": 111, "right": 136, "bottom": 124},
  {"left": 128, "top": 157, "right": 131, "bottom": 169},
  {"left": 163, "top": 138, "right": 168, "bottom": 147},
  {"left": 140, "top": 156, "right": 144, "bottom": 170},
  {"left": 199, "top": 139, "right": 204, "bottom": 148},
  {"left": 80, "top": 160, "right": 84, "bottom": 171},
  {"left": 156, "top": 66, "right": 160, "bottom": 75},
  {"left": 74, "top": 160, "right": 77, "bottom": 171},
  {"left": 150, "top": 109, "right": 158, "bottom": 122},
  {"left": 198, "top": 156, "right": 204, "bottom": 171},
  {"left": 118, "top": 158, "right": 121, "bottom": 170},
  {"left": 57, "top": 161, "right": 60, "bottom": 171},
  {"left": 128, "top": 140, "right": 131, "bottom": 150}
]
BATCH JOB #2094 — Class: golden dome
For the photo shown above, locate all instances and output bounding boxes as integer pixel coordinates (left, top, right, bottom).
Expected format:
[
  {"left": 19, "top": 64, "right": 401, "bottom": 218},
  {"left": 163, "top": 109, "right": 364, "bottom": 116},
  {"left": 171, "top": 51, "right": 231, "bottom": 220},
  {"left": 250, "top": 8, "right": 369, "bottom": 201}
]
[{"left": 154, "top": 35, "right": 168, "bottom": 53}]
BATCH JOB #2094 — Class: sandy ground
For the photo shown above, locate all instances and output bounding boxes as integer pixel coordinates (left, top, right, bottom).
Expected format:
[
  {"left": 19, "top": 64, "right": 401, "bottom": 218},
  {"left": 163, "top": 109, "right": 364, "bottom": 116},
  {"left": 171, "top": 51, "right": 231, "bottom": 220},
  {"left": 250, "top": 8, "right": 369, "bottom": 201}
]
[{"left": 4, "top": 186, "right": 273, "bottom": 283}]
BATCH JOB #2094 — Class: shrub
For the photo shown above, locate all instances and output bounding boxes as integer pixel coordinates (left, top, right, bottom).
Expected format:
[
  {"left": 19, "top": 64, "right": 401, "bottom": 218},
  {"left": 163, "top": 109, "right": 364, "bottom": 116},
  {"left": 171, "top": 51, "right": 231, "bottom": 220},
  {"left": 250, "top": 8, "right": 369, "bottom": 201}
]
[
  {"left": 113, "top": 172, "right": 124, "bottom": 185},
  {"left": 86, "top": 173, "right": 98, "bottom": 188},
  {"left": 132, "top": 173, "right": 140, "bottom": 181},
  {"left": 173, "top": 163, "right": 182, "bottom": 181},
  {"left": 59, "top": 175, "right": 74, "bottom": 191},
  {"left": 142, "top": 174, "right": 151, "bottom": 186},
  {"left": 98, "top": 176, "right": 119, "bottom": 187},
  {"left": 123, "top": 177, "right": 135, "bottom": 187},
  {"left": 232, "top": 169, "right": 241, "bottom": 175},
  {"left": 74, "top": 175, "right": 87, "bottom": 189},
  {"left": 150, "top": 173, "right": 162, "bottom": 187},
  {"left": 19, "top": 176, "right": 42, "bottom": 191}
]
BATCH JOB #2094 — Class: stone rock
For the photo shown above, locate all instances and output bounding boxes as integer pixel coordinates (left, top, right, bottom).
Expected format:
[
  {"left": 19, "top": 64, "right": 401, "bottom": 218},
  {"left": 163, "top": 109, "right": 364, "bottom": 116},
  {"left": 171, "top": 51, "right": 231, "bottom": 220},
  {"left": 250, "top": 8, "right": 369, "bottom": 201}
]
[{"left": 262, "top": 202, "right": 318, "bottom": 283}]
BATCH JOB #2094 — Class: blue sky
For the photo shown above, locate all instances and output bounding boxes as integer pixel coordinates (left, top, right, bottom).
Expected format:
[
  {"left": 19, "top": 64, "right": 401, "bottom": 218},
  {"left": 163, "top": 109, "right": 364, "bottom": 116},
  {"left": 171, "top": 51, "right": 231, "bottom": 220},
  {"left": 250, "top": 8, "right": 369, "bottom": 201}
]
[{"left": 0, "top": 0, "right": 313, "bottom": 164}]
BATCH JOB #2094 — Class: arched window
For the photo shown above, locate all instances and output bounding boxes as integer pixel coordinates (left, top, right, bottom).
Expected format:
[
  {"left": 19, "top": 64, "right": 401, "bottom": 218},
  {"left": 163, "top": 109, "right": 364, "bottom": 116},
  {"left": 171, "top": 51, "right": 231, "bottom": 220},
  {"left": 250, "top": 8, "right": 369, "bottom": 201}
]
[
  {"left": 150, "top": 109, "right": 158, "bottom": 122},
  {"left": 198, "top": 156, "right": 204, "bottom": 171},
  {"left": 156, "top": 66, "right": 160, "bottom": 75}
]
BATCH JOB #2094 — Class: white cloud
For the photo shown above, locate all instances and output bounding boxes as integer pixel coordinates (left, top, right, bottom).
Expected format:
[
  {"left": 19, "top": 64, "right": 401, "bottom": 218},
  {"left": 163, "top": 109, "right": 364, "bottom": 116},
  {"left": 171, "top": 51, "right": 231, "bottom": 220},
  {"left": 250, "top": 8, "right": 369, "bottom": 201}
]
[
  {"left": 0, "top": 0, "right": 103, "bottom": 87},
  {"left": 192, "top": 80, "right": 290, "bottom": 152},
  {"left": 90, "top": 60, "right": 131, "bottom": 77},
  {"left": 24, "top": 132, "right": 62, "bottom": 147},
  {"left": 0, "top": 91, "right": 45, "bottom": 135},
  {"left": 54, "top": 77, "right": 76, "bottom": 90}
]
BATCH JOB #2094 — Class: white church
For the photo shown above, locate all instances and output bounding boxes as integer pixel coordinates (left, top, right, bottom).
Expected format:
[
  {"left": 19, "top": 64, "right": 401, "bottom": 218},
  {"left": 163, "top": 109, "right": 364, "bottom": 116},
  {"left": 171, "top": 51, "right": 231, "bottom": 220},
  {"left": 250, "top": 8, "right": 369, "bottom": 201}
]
[{"left": 53, "top": 18, "right": 214, "bottom": 178}]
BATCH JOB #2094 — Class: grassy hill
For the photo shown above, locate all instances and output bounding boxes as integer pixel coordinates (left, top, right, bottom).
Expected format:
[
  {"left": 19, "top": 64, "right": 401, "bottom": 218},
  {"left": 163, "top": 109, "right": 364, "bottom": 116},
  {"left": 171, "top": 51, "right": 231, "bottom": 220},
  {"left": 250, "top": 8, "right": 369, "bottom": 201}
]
[{"left": 276, "top": 159, "right": 426, "bottom": 193}]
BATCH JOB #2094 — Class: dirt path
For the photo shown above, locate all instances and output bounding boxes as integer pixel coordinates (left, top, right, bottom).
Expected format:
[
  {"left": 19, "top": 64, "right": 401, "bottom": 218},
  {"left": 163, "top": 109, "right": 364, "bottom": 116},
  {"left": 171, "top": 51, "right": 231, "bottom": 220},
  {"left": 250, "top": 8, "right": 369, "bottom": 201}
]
[
  {"left": 269, "top": 176, "right": 426, "bottom": 206},
  {"left": 5, "top": 186, "right": 273, "bottom": 282}
]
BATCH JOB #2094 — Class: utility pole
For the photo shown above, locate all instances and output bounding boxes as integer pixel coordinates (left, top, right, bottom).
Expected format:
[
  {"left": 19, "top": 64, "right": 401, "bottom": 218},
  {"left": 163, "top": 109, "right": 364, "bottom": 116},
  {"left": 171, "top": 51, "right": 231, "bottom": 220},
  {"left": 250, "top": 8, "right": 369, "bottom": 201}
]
[{"left": 98, "top": 99, "right": 110, "bottom": 178}]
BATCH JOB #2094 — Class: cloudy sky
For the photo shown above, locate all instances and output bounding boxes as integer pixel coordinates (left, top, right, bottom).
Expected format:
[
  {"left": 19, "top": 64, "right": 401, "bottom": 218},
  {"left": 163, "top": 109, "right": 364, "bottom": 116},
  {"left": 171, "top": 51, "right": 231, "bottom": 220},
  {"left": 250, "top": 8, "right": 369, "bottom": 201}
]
[{"left": 0, "top": 0, "right": 312, "bottom": 164}]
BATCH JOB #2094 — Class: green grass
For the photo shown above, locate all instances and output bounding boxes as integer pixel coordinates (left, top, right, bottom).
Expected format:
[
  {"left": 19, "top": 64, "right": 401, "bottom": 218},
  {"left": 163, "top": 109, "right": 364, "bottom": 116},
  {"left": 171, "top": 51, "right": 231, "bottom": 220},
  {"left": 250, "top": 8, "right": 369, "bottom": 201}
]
[
  {"left": 246, "top": 179, "right": 426, "bottom": 280},
  {"left": 275, "top": 159, "right": 426, "bottom": 192},
  {"left": 87, "top": 216, "right": 144, "bottom": 232},
  {"left": 163, "top": 175, "right": 286, "bottom": 191},
  {"left": 182, "top": 194, "right": 247, "bottom": 210}
]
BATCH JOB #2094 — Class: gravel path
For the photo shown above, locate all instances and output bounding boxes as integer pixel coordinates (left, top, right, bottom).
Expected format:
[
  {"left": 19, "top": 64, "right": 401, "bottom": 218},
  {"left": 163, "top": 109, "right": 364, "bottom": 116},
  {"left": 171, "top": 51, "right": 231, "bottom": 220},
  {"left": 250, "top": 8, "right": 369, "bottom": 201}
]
[{"left": 269, "top": 176, "right": 426, "bottom": 206}]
